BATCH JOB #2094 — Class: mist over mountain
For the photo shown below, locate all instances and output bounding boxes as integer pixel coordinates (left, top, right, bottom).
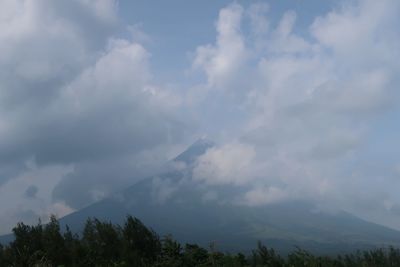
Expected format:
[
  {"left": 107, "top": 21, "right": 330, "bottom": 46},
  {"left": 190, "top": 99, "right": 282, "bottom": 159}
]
[
  {"left": 1, "top": 1, "right": 400, "bottom": 261},
  {"left": 1, "top": 139, "right": 393, "bottom": 254}
]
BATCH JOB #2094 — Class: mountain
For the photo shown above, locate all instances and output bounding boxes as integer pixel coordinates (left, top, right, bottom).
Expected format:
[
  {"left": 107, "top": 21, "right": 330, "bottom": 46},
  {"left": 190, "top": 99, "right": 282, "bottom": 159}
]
[
  {"left": 173, "top": 138, "right": 214, "bottom": 165},
  {"left": 2, "top": 138, "right": 400, "bottom": 254}
]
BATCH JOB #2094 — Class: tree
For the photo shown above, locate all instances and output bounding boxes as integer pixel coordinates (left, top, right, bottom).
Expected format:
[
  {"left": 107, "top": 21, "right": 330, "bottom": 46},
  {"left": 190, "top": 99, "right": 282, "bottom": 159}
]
[
  {"left": 82, "top": 218, "right": 122, "bottom": 266},
  {"left": 63, "top": 224, "right": 83, "bottom": 266},
  {"left": 183, "top": 243, "right": 208, "bottom": 266},
  {"left": 155, "top": 235, "right": 182, "bottom": 267},
  {"left": 42, "top": 215, "right": 67, "bottom": 265},
  {"left": 9, "top": 220, "right": 44, "bottom": 266},
  {"left": 122, "top": 215, "right": 161, "bottom": 266}
]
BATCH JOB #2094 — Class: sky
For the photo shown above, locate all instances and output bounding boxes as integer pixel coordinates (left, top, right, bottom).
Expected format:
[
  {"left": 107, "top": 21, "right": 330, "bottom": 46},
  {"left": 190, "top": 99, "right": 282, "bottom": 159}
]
[{"left": 0, "top": 0, "right": 400, "bottom": 234}]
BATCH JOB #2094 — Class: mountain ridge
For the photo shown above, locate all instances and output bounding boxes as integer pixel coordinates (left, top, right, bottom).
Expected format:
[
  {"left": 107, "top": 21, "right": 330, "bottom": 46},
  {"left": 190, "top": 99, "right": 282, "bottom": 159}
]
[{"left": 1, "top": 139, "right": 400, "bottom": 254}]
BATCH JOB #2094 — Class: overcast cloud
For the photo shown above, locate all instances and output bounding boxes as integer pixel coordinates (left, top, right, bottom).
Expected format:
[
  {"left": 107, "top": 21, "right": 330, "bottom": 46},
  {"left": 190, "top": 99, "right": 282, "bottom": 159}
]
[
  {"left": 0, "top": 0, "right": 400, "bottom": 234},
  {"left": 191, "top": 0, "right": 400, "bottom": 229}
]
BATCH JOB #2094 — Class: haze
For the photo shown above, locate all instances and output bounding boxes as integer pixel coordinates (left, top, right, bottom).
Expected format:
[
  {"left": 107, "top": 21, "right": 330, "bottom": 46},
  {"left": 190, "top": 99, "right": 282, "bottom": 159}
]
[{"left": 0, "top": 0, "right": 400, "bottom": 236}]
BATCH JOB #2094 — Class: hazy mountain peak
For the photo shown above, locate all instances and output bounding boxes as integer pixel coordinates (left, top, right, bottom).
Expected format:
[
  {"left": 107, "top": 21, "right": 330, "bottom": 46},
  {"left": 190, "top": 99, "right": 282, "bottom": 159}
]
[{"left": 173, "top": 138, "right": 215, "bottom": 165}]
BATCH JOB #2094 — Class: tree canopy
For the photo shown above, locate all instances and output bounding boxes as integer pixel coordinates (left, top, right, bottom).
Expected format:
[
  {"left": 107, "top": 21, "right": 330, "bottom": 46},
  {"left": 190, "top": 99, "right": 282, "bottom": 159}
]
[{"left": 0, "top": 215, "right": 399, "bottom": 266}]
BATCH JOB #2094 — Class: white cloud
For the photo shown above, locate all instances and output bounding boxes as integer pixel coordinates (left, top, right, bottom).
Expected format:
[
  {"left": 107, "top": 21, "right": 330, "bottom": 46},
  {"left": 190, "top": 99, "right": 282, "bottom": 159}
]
[
  {"left": 243, "top": 186, "right": 288, "bottom": 206},
  {"left": 0, "top": 163, "right": 73, "bottom": 234},
  {"left": 193, "top": 3, "right": 247, "bottom": 89},
  {"left": 193, "top": 142, "right": 256, "bottom": 186},
  {"left": 1, "top": 0, "right": 400, "bottom": 233},
  {"left": 151, "top": 177, "right": 179, "bottom": 204},
  {"left": 311, "top": 0, "right": 400, "bottom": 62},
  {"left": 189, "top": 0, "right": 400, "bottom": 229},
  {"left": 267, "top": 11, "right": 311, "bottom": 54},
  {"left": 0, "top": 0, "right": 186, "bottom": 232}
]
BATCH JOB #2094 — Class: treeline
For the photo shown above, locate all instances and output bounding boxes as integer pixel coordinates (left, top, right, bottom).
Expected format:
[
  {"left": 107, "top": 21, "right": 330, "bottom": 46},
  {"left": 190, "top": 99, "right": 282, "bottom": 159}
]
[{"left": 1, "top": 216, "right": 400, "bottom": 266}]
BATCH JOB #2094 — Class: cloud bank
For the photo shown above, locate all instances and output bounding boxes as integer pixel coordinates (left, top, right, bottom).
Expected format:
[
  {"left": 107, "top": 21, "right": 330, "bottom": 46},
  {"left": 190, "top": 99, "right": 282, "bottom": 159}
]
[
  {"left": 190, "top": 0, "right": 400, "bottom": 228},
  {"left": 0, "top": 0, "right": 186, "bottom": 233},
  {"left": 1, "top": 0, "right": 400, "bottom": 233}
]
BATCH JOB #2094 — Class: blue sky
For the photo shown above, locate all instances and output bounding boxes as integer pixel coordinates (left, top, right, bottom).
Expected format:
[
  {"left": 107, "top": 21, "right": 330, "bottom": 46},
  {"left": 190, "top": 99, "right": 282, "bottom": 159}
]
[
  {"left": 0, "top": 0, "right": 400, "bottom": 234},
  {"left": 118, "top": 0, "right": 336, "bottom": 81}
]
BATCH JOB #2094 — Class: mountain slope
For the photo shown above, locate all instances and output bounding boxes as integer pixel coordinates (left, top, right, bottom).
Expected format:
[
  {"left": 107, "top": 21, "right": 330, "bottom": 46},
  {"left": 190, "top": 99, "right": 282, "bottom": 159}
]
[
  {"left": 56, "top": 139, "right": 400, "bottom": 253},
  {"left": 2, "top": 139, "right": 400, "bottom": 254}
]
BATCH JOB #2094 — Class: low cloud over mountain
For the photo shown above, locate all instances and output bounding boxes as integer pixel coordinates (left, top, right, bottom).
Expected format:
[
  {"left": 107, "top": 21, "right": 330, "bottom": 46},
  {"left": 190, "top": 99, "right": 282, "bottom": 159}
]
[{"left": 1, "top": 0, "right": 400, "bottom": 235}]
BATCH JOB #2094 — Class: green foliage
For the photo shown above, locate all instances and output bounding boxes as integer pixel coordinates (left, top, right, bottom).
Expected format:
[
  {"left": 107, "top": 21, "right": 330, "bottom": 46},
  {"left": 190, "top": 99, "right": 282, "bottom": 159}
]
[
  {"left": 121, "top": 215, "right": 161, "bottom": 266},
  {"left": 81, "top": 218, "right": 122, "bottom": 266},
  {"left": 42, "top": 215, "right": 68, "bottom": 265},
  {"left": 156, "top": 235, "right": 183, "bottom": 266},
  {"left": 0, "top": 215, "right": 400, "bottom": 266},
  {"left": 183, "top": 243, "right": 208, "bottom": 266},
  {"left": 251, "top": 241, "right": 285, "bottom": 266},
  {"left": 9, "top": 220, "right": 44, "bottom": 266}
]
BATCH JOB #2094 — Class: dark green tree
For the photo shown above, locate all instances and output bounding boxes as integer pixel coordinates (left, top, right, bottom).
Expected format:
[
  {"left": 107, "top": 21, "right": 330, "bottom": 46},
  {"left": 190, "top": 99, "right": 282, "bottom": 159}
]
[
  {"left": 183, "top": 243, "right": 208, "bottom": 266},
  {"left": 41, "top": 215, "right": 67, "bottom": 265},
  {"left": 9, "top": 220, "right": 44, "bottom": 266},
  {"left": 121, "top": 215, "right": 161, "bottom": 266},
  {"left": 155, "top": 235, "right": 183, "bottom": 267},
  {"left": 81, "top": 218, "right": 122, "bottom": 266}
]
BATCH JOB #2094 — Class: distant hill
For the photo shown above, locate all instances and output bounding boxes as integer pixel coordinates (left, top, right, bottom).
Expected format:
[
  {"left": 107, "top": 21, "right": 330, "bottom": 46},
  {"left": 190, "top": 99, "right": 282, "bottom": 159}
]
[{"left": 2, "top": 139, "right": 400, "bottom": 254}]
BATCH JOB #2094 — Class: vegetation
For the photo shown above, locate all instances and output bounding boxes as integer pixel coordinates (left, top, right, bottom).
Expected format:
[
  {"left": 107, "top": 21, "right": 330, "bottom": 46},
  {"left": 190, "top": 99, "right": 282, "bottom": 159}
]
[{"left": 0, "top": 215, "right": 400, "bottom": 266}]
